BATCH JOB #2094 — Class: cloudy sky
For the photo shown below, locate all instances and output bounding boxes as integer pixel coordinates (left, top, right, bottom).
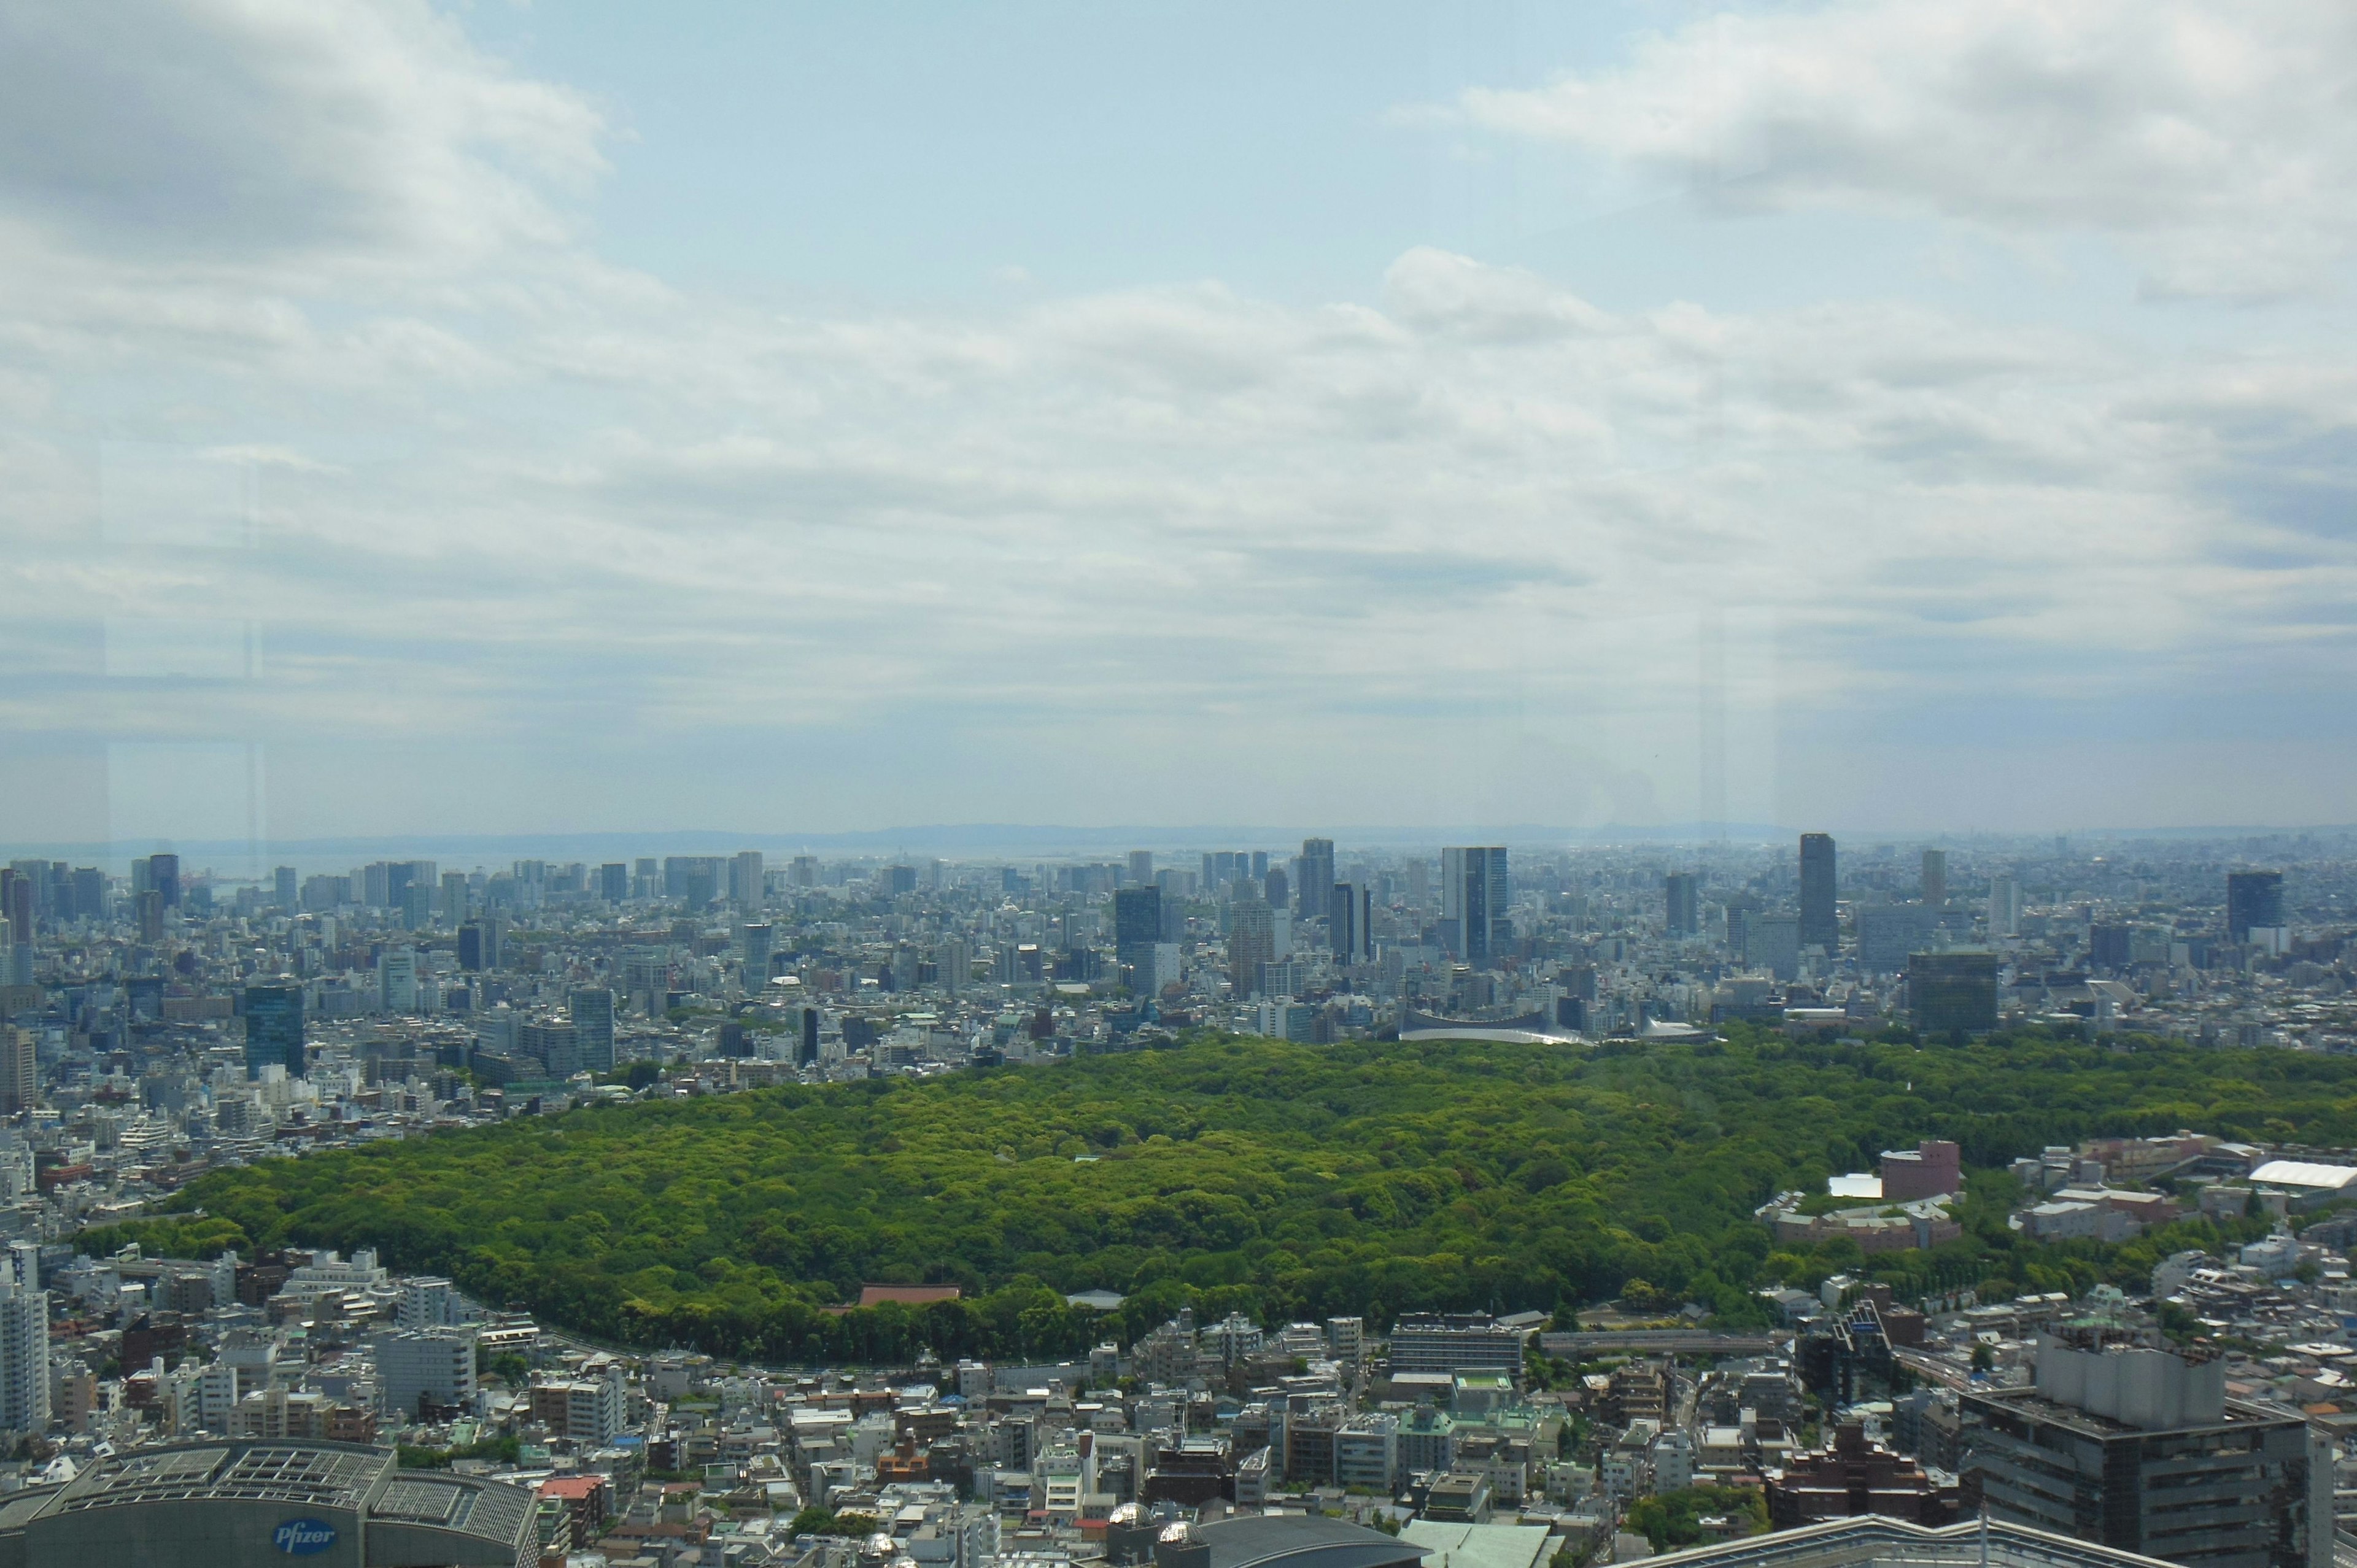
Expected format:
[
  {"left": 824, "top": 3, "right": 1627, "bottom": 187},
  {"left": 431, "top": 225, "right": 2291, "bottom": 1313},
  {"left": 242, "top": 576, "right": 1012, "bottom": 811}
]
[{"left": 3, "top": 0, "right": 2354, "bottom": 854}]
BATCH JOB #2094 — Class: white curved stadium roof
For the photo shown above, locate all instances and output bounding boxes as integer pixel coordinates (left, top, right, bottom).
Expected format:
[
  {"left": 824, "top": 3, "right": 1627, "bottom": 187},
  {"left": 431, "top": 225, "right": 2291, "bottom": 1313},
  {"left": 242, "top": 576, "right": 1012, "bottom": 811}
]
[{"left": 2249, "top": 1159, "right": 2357, "bottom": 1190}]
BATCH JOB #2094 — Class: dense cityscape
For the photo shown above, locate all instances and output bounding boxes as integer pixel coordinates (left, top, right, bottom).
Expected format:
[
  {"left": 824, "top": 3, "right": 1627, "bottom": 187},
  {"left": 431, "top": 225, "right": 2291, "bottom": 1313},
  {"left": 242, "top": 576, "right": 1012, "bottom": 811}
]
[
  {"left": 0, "top": 833, "right": 2347, "bottom": 1566},
  {"left": 5, "top": 1, "right": 2353, "bottom": 1566}
]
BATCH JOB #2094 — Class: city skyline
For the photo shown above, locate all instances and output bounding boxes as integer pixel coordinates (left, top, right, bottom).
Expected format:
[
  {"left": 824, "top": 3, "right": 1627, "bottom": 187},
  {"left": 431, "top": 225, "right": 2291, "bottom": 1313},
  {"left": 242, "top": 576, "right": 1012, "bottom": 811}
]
[{"left": 5, "top": 2, "right": 2357, "bottom": 842}]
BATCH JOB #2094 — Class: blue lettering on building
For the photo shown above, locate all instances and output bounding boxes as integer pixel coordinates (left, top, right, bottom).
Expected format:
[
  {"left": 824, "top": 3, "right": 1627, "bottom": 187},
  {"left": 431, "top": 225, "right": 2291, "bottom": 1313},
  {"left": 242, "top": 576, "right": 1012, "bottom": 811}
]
[{"left": 274, "top": 1517, "right": 339, "bottom": 1554}]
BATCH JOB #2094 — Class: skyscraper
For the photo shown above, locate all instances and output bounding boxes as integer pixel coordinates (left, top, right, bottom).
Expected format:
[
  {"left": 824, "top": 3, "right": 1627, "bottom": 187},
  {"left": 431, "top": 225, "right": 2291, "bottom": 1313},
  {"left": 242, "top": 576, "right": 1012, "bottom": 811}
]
[
  {"left": 0, "top": 874, "right": 31, "bottom": 945},
  {"left": 737, "top": 922, "right": 773, "bottom": 994},
  {"left": 457, "top": 919, "right": 501, "bottom": 973},
  {"left": 1296, "top": 838, "right": 1335, "bottom": 924},
  {"left": 598, "top": 862, "right": 629, "bottom": 902},
  {"left": 730, "top": 850, "right": 765, "bottom": 909},
  {"left": 1114, "top": 885, "right": 1163, "bottom": 989},
  {"left": 1126, "top": 850, "right": 1155, "bottom": 886},
  {"left": 0, "top": 1280, "right": 48, "bottom": 1437},
  {"left": 148, "top": 852, "right": 180, "bottom": 909},
  {"left": 1799, "top": 833, "right": 1838, "bottom": 952},
  {"left": 569, "top": 987, "right": 616, "bottom": 1073},
  {"left": 1229, "top": 900, "right": 1276, "bottom": 998},
  {"left": 1988, "top": 874, "right": 2023, "bottom": 938},
  {"left": 1442, "top": 847, "right": 1509, "bottom": 970},
  {"left": 1665, "top": 873, "right": 1700, "bottom": 938},
  {"left": 243, "top": 982, "right": 305, "bottom": 1079},
  {"left": 379, "top": 948, "right": 419, "bottom": 1013},
  {"left": 1920, "top": 849, "right": 1947, "bottom": 907},
  {"left": 272, "top": 865, "right": 298, "bottom": 910},
  {"left": 1331, "top": 883, "right": 1371, "bottom": 963},
  {"left": 2227, "top": 870, "right": 2285, "bottom": 944},
  {"left": 0, "top": 1028, "right": 33, "bottom": 1116}
]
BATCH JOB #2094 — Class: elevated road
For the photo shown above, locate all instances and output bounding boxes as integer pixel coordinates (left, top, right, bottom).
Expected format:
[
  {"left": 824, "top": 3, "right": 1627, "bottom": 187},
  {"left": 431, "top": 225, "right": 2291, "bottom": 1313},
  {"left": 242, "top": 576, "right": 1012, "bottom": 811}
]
[{"left": 1541, "top": 1329, "right": 1790, "bottom": 1358}]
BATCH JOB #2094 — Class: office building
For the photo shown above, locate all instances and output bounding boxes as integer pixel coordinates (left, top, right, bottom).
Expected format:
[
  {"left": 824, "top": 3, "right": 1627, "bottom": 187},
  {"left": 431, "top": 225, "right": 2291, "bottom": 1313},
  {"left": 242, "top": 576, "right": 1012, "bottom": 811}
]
[
  {"left": 0, "top": 1439, "right": 533, "bottom": 1567},
  {"left": 597, "top": 862, "right": 629, "bottom": 902},
  {"left": 69, "top": 867, "right": 102, "bottom": 922},
  {"left": 1989, "top": 874, "right": 2023, "bottom": 938},
  {"left": 1800, "top": 833, "right": 1838, "bottom": 951},
  {"left": 397, "top": 1277, "right": 464, "bottom": 1329},
  {"left": 531, "top": 1374, "right": 624, "bottom": 1445},
  {"left": 1665, "top": 873, "right": 1700, "bottom": 938},
  {"left": 147, "top": 852, "right": 181, "bottom": 908},
  {"left": 1296, "top": 838, "right": 1335, "bottom": 924},
  {"left": 271, "top": 865, "right": 297, "bottom": 910},
  {"left": 1749, "top": 913, "right": 1802, "bottom": 982},
  {"left": 737, "top": 922, "right": 773, "bottom": 993},
  {"left": 1441, "top": 847, "right": 1509, "bottom": 970},
  {"left": 136, "top": 889, "right": 164, "bottom": 944},
  {"left": 730, "top": 849, "right": 765, "bottom": 909},
  {"left": 1921, "top": 849, "right": 1947, "bottom": 907},
  {"left": 1857, "top": 904, "right": 1940, "bottom": 974},
  {"left": 0, "top": 1280, "right": 46, "bottom": 1435},
  {"left": 376, "top": 1327, "right": 479, "bottom": 1421},
  {"left": 1127, "top": 850, "right": 1155, "bottom": 886},
  {"left": 1387, "top": 1313, "right": 1524, "bottom": 1377},
  {"left": 1910, "top": 951, "right": 1999, "bottom": 1035},
  {"left": 243, "top": 983, "right": 305, "bottom": 1079},
  {"left": 1114, "top": 886, "right": 1163, "bottom": 975},
  {"left": 567, "top": 987, "right": 616, "bottom": 1073},
  {"left": 1331, "top": 882, "right": 1370, "bottom": 963},
  {"left": 1767, "top": 1423, "right": 1957, "bottom": 1527},
  {"left": 1229, "top": 900, "right": 1276, "bottom": 998},
  {"left": 0, "top": 1027, "right": 33, "bottom": 1114},
  {"left": 517, "top": 1019, "right": 579, "bottom": 1079},
  {"left": 435, "top": 871, "right": 467, "bottom": 927},
  {"left": 456, "top": 919, "right": 500, "bottom": 973},
  {"left": 1960, "top": 1337, "right": 2329, "bottom": 1568},
  {"left": 376, "top": 949, "right": 418, "bottom": 1014},
  {"left": 2227, "top": 870, "right": 2285, "bottom": 944}
]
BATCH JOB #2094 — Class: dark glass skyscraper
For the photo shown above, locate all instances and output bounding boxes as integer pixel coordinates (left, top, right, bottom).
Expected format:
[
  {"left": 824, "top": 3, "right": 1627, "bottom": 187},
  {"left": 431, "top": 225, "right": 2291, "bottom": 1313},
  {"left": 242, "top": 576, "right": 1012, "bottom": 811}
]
[
  {"left": 243, "top": 981, "right": 306, "bottom": 1079},
  {"left": 1910, "top": 951, "right": 1999, "bottom": 1035},
  {"left": 569, "top": 986, "right": 616, "bottom": 1073},
  {"left": 1113, "top": 886, "right": 1163, "bottom": 953},
  {"left": 1296, "top": 837, "right": 1335, "bottom": 924},
  {"left": 148, "top": 852, "right": 180, "bottom": 909},
  {"left": 1799, "top": 833, "right": 1838, "bottom": 951},
  {"left": 1442, "top": 846, "right": 1509, "bottom": 970},
  {"left": 2226, "top": 870, "right": 2284, "bottom": 943},
  {"left": 1665, "top": 872, "right": 1699, "bottom": 937}
]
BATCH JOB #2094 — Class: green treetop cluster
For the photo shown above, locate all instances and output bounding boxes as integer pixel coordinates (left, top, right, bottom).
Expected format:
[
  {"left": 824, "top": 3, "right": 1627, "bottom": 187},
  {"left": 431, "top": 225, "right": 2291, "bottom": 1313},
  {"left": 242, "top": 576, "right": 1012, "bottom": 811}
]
[{"left": 83, "top": 1028, "right": 2357, "bottom": 1364}]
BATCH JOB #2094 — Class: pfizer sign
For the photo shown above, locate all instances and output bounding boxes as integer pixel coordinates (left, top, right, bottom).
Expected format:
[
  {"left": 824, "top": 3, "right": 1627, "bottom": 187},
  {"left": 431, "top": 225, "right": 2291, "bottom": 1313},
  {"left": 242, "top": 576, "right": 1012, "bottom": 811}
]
[{"left": 274, "top": 1517, "right": 338, "bottom": 1555}]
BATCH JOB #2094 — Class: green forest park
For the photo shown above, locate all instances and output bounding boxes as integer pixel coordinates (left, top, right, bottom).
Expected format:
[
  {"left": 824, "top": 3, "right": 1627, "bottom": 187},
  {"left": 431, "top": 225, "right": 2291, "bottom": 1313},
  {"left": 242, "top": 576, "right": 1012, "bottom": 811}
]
[{"left": 86, "top": 1028, "right": 2349, "bottom": 1364}]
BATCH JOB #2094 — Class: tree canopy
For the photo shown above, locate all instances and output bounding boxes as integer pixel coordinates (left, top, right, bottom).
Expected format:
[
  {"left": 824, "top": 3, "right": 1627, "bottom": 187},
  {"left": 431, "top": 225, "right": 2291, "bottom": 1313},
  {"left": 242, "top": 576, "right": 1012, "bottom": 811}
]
[{"left": 83, "top": 1027, "right": 2357, "bottom": 1364}]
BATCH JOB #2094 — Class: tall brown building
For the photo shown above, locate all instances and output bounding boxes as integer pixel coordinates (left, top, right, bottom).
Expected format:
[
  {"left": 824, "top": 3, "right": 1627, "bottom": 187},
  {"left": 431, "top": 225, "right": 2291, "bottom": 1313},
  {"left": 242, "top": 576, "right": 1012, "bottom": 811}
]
[{"left": 1766, "top": 1422, "right": 1959, "bottom": 1529}]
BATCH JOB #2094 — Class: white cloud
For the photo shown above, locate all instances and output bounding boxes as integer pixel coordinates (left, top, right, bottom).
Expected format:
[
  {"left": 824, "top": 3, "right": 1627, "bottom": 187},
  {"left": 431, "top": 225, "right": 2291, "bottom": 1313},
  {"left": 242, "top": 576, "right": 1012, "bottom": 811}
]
[
  {"left": 1, "top": 0, "right": 2354, "bottom": 833},
  {"left": 0, "top": 0, "right": 605, "bottom": 269},
  {"left": 1441, "top": 0, "right": 2357, "bottom": 298}
]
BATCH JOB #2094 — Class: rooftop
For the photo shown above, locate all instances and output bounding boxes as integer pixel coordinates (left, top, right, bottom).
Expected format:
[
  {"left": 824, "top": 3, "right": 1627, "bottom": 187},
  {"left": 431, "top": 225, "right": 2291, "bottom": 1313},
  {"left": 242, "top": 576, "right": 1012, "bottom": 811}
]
[
  {"left": 1194, "top": 1513, "right": 1428, "bottom": 1568},
  {"left": 1649, "top": 1513, "right": 2184, "bottom": 1568}
]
